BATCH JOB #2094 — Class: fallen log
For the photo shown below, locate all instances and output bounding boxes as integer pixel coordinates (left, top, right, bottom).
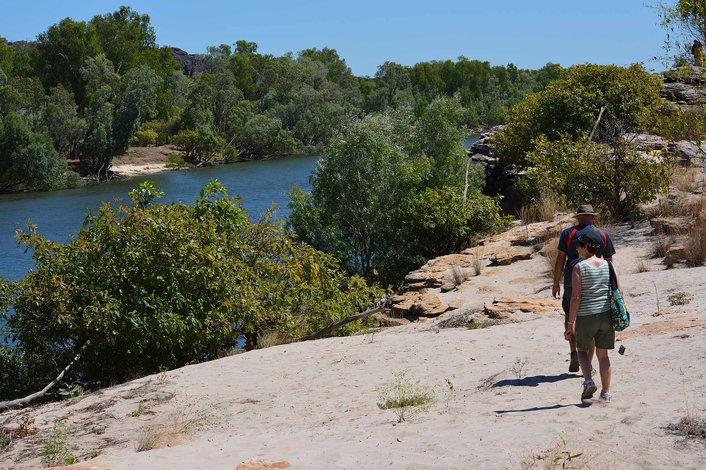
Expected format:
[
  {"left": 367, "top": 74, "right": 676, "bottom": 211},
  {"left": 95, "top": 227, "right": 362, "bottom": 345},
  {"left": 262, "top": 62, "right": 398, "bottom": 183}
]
[
  {"left": 301, "top": 301, "right": 388, "bottom": 341},
  {"left": 0, "top": 342, "right": 88, "bottom": 413}
]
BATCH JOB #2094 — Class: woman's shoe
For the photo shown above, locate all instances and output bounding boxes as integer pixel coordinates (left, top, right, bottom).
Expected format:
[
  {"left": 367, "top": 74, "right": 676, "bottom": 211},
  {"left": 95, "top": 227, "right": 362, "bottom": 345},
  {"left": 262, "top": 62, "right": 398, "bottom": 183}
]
[{"left": 599, "top": 391, "right": 612, "bottom": 403}]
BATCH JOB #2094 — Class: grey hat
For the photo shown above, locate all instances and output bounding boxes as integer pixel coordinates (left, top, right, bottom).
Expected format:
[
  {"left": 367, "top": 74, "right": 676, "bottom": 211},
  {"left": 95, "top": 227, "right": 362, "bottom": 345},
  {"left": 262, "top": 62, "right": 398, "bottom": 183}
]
[{"left": 575, "top": 204, "right": 597, "bottom": 216}]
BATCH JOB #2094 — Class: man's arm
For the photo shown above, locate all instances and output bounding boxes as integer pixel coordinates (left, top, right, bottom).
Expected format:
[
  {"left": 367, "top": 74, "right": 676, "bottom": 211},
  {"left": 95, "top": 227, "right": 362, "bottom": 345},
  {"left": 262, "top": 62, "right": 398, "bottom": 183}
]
[{"left": 552, "top": 251, "right": 567, "bottom": 298}]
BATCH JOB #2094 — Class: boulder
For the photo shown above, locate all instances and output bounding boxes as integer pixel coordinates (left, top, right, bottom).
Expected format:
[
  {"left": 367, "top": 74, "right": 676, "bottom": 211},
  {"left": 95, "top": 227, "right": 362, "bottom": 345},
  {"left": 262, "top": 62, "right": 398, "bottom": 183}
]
[
  {"left": 663, "top": 82, "right": 706, "bottom": 105},
  {"left": 650, "top": 216, "right": 695, "bottom": 235},
  {"left": 489, "top": 246, "right": 534, "bottom": 266},
  {"left": 390, "top": 291, "right": 449, "bottom": 317},
  {"left": 625, "top": 133, "right": 669, "bottom": 152},
  {"left": 372, "top": 312, "right": 411, "bottom": 327},
  {"left": 483, "top": 297, "right": 560, "bottom": 319},
  {"left": 666, "top": 244, "right": 687, "bottom": 261},
  {"left": 673, "top": 140, "right": 706, "bottom": 166}
]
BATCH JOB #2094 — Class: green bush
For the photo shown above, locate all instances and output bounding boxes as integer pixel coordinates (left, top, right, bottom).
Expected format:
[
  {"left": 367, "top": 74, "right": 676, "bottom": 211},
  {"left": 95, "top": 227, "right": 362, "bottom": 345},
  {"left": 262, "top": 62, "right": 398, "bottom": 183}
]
[
  {"left": 523, "top": 135, "right": 671, "bottom": 218},
  {"left": 492, "top": 64, "right": 664, "bottom": 168},
  {"left": 0, "top": 181, "right": 382, "bottom": 399},
  {"left": 130, "top": 129, "right": 158, "bottom": 146}
]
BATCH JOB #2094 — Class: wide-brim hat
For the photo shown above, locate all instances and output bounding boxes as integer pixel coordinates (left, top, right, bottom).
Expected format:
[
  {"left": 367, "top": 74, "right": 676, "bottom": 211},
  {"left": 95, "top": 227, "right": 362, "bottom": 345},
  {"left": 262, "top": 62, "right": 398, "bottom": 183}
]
[{"left": 575, "top": 204, "right": 597, "bottom": 216}]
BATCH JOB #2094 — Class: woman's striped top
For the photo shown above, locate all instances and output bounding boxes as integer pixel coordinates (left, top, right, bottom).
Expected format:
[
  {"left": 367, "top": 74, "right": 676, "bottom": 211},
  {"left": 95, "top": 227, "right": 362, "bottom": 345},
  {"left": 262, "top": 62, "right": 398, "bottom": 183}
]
[{"left": 577, "top": 260, "right": 611, "bottom": 316}]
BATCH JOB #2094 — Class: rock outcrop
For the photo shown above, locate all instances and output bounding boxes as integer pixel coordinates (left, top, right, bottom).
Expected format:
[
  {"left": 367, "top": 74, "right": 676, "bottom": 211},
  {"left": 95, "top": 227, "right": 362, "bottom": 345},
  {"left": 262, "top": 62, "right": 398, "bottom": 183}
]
[
  {"left": 170, "top": 47, "right": 212, "bottom": 77},
  {"left": 389, "top": 214, "right": 574, "bottom": 318}
]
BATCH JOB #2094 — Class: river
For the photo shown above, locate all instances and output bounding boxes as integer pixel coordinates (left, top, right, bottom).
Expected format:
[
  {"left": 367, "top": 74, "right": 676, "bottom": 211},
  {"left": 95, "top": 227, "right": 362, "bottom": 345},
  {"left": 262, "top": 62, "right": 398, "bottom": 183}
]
[
  {"left": 0, "top": 155, "right": 320, "bottom": 282},
  {"left": 0, "top": 136, "right": 479, "bottom": 282}
]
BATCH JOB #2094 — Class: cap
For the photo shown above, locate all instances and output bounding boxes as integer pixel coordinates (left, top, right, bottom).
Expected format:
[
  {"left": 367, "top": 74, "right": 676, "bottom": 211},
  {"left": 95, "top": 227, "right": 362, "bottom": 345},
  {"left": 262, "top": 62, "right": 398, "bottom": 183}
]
[
  {"left": 575, "top": 204, "right": 597, "bottom": 216},
  {"left": 577, "top": 230, "right": 602, "bottom": 248}
]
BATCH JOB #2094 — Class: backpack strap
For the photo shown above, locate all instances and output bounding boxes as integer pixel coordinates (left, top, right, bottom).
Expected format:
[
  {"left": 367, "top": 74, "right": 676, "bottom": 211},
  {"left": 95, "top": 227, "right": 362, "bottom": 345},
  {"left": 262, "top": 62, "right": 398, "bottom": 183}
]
[{"left": 565, "top": 227, "right": 578, "bottom": 252}]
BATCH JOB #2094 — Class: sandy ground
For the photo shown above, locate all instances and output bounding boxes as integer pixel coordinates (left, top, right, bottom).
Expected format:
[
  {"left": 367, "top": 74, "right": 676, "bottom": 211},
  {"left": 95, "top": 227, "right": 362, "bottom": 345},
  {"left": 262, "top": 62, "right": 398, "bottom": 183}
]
[
  {"left": 109, "top": 146, "right": 175, "bottom": 178},
  {"left": 1, "top": 223, "right": 705, "bottom": 470}
]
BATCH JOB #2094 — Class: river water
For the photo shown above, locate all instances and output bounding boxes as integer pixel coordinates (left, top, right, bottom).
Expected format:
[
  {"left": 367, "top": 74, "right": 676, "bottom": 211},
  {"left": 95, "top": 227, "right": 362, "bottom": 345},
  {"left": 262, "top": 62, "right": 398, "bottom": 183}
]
[
  {"left": 0, "top": 155, "right": 319, "bottom": 281},
  {"left": 0, "top": 136, "right": 479, "bottom": 283}
]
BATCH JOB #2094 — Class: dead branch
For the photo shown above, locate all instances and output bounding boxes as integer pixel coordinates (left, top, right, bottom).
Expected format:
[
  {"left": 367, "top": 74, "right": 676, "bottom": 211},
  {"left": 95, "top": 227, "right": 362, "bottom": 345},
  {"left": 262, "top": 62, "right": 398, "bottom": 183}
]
[
  {"left": 301, "top": 299, "right": 389, "bottom": 341},
  {"left": 0, "top": 342, "right": 89, "bottom": 413}
]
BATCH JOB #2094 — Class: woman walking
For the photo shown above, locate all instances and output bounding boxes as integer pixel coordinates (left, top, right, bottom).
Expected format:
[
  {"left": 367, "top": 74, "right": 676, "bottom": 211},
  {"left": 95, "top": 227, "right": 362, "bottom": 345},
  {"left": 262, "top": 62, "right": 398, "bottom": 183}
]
[{"left": 563, "top": 231, "right": 620, "bottom": 402}]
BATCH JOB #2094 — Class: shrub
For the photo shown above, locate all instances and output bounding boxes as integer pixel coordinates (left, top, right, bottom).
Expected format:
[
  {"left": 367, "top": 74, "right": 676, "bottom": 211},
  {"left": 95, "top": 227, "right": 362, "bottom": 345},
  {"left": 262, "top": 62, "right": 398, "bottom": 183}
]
[
  {"left": 522, "top": 136, "right": 670, "bottom": 219},
  {"left": 130, "top": 129, "right": 158, "bottom": 146},
  {"left": 492, "top": 64, "right": 663, "bottom": 168},
  {"left": 165, "top": 153, "right": 185, "bottom": 169},
  {"left": 0, "top": 181, "right": 383, "bottom": 399}
]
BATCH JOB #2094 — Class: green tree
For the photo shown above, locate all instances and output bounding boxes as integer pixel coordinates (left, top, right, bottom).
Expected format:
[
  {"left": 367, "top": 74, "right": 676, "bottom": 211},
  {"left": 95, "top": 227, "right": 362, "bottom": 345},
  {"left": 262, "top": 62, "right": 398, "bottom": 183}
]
[
  {"left": 492, "top": 64, "right": 663, "bottom": 168},
  {"left": 89, "top": 6, "right": 157, "bottom": 74},
  {"left": 287, "top": 104, "right": 506, "bottom": 285},
  {"left": 42, "top": 85, "right": 86, "bottom": 159},
  {"left": 33, "top": 18, "right": 100, "bottom": 103},
  {"left": 657, "top": 1, "right": 706, "bottom": 65},
  {"left": 112, "top": 65, "right": 160, "bottom": 153},
  {"left": 0, "top": 113, "right": 66, "bottom": 192}
]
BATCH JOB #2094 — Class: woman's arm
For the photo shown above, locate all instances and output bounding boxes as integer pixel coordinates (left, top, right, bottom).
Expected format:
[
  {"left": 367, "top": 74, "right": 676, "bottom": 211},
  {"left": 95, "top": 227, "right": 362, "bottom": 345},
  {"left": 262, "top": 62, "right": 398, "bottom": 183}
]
[{"left": 610, "top": 261, "right": 622, "bottom": 294}]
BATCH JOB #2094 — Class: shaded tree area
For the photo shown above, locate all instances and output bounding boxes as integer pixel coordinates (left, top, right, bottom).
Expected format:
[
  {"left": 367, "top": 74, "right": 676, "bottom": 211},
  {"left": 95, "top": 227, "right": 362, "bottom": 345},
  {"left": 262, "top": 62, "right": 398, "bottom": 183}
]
[{"left": 0, "top": 6, "right": 562, "bottom": 193}]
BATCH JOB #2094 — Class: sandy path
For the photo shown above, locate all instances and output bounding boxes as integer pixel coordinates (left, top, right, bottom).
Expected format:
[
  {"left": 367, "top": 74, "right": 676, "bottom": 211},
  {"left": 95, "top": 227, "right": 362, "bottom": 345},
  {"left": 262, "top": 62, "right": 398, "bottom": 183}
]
[{"left": 2, "top": 225, "right": 705, "bottom": 469}]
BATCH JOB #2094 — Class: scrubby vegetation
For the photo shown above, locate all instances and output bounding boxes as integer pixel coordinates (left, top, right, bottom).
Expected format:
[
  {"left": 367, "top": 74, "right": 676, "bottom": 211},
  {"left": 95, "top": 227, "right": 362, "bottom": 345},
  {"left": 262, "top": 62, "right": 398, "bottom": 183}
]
[
  {"left": 287, "top": 97, "right": 510, "bottom": 285},
  {"left": 491, "top": 64, "right": 673, "bottom": 219},
  {"left": 0, "top": 181, "right": 383, "bottom": 400}
]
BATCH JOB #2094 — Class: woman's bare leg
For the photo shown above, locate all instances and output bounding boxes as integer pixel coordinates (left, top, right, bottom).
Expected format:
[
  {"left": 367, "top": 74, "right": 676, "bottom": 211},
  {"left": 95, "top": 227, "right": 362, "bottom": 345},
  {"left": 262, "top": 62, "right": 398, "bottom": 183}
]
[
  {"left": 576, "top": 348, "right": 592, "bottom": 381},
  {"left": 595, "top": 348, "right": 611, "bottom": 393}
]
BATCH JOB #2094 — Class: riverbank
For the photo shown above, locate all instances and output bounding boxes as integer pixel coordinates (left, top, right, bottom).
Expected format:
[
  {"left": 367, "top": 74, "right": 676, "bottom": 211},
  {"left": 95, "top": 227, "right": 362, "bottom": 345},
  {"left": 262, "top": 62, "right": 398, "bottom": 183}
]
[{"left": 2, "top": 216, "right": 705, "bottom": 469}]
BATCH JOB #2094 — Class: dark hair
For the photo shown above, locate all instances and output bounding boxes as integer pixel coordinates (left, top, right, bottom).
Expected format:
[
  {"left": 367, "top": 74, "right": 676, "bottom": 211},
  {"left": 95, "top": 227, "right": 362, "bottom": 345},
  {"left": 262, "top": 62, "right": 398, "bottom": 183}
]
[{"left": 577, "top": 240, "right": 598, "bottom": 255}]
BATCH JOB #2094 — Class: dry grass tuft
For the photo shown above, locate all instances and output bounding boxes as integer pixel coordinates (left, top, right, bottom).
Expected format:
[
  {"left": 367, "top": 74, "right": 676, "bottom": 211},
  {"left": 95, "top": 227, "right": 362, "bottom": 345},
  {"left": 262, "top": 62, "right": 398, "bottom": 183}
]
[
  {"left": 257, "top": 330, "right": 288, "bottom": 349},
  {"left": 542, "top": 237, "right": 561, "bottom": 279},
  {"left": 671, "top": 166, "right": 705, "bottom": 193},
  {"left": 520, "top": 194, "right": 561, "bottom": 224},
  {"left": 520, "top": 437, "right": 595, "bottom": 470},
  {"left": 470, "top": 248, "right": 484, "bottom": 276},
  {"left": 635, "top": 257, "right": 651, "bottom": 273},
  {"left": 653, "top": 235, "right": 674, "bottom": 259},
  {"left": 450, "top": 265, "right": 467, "bottom": 286},
  {"left": 684, "top": 222, "right": 706, "bottom": 267},
  {"left": 136, "top": 397, "right": 214, "bottom": 452}
]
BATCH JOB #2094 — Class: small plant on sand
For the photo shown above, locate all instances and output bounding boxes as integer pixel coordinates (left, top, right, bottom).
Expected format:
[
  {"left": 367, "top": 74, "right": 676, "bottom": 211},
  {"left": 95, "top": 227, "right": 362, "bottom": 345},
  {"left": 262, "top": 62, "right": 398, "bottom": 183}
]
[
  {"left": 511, "top": 358, "right": 529, "bottom": 382},
  {"left": 442, "top": 378, "right": 456, "bottom": 413},
  {"left": 667, "top": 291, "right": 694, "bottom": 306},
  {"left": 520, "top": 437, "right": 590, "bottom": 469},
  {"left": 377, "top": 370, "right": 435, "bottom": 423},
  {"left": 136, "top": 396, "right": 214, "bottom": 452},
  {"left": 127, "top": 401, "right": 146, "bottom": 417},
  {"left": 0, "top": 414, "right": 37, "bottom": 449},
  {"left": 667, "top": 391, "right": 706, "bottom": 441},
  {"left": 41, "top": 419, "right": 78, "bottom": 467}
]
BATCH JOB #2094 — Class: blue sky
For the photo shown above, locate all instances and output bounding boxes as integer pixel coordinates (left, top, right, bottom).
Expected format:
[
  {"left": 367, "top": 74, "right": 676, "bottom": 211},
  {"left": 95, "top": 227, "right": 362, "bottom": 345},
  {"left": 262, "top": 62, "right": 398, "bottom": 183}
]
[{"left": 1, "top": 0, "right": 666, "bottom": 76}]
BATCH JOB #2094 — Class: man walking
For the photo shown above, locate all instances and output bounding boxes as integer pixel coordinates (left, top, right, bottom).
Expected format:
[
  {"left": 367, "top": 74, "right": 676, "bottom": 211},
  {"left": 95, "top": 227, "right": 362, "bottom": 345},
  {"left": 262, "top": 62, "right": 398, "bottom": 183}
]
[{"left": 552, "top": 205, "right": 616, "bottom": 372}]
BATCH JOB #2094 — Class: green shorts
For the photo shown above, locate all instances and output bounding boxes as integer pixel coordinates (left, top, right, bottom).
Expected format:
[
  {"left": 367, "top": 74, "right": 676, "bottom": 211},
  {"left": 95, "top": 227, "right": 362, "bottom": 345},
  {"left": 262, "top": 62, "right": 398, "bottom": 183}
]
[{"left": 575, "top": 311, "right": 615, "bottom": 350}]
